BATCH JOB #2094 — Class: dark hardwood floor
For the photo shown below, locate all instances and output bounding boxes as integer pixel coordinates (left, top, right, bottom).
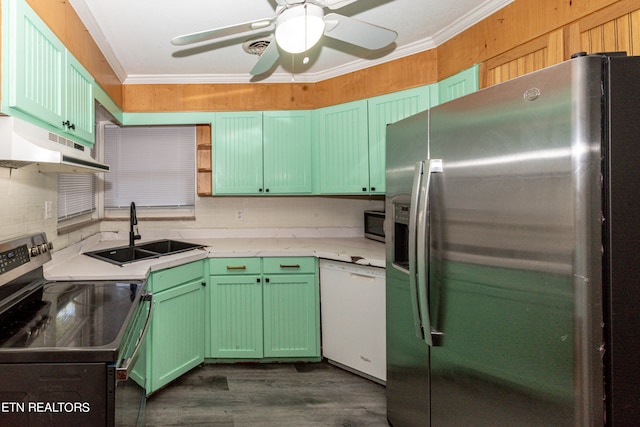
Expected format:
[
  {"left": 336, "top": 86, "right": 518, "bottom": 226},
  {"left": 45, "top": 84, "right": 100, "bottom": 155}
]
[{"left": 141, "top": 362, "right": 388, "bottom": 427}]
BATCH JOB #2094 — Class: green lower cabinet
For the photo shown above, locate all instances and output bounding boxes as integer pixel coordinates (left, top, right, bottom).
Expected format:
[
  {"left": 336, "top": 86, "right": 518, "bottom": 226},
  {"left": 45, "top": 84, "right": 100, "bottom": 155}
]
[
  {"left": 209, "top": 274, "right": 264, "bottom": 358},
  {"left": 208, "top": 257, "right": 320, "bottom": 360},
  {"left": 131, "top": 261, "right": 206, "bottom": 396},
  {"left": 263, "top": 273, "right": 319, "bottom": 358}
]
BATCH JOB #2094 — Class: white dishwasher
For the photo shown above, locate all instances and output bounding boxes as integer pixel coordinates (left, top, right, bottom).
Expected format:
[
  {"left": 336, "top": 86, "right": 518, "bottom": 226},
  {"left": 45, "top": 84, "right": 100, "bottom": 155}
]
[{"left": 319, "top": 259, "right": 386, "bottom": 383}]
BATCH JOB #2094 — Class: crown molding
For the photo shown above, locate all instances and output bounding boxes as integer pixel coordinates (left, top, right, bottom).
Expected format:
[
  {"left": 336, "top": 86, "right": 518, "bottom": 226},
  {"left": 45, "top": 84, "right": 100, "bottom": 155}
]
[{"left": 68, "top": 0, "right": 129, "bottom": 83}]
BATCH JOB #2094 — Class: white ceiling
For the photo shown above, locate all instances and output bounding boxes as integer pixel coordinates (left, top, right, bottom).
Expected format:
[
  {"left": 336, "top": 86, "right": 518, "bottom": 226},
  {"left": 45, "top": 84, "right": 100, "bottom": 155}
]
[{"left": 69, "top": 0, "right": 513, "bottom": 84}]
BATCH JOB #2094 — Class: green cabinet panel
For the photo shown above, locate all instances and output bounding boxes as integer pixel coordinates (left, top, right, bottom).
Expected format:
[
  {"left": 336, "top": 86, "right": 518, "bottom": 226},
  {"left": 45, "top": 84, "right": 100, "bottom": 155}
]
[
  {"left": 210, "top": 257, "right": 262, "bottom": 275},
  {"left": 148, "top": 279, "right": 205, "bottom": 393},
  {"left": 210, "top": 274, "right": 264, "bottom": 358},
  {"left": 316, "top": 100, "right": 370, "bottom": 194},
  {"left": 262, "top": 256, "right": 316, "bottom": 274},
  {"left": 208, "top": 257, "right": 320, "bottom": 360},
  {"left": 9, "top": 0, "right": 64, "bottom": 128},
  {"left": 367, "top": 86, "right": 432, "bottom": 194},
  {"left": 263, "top": 273, "right": 319, "bottom": 358},
  {"left": 213, "top": 112, "right": 263, "bottom": 194},
  {"left": 151, "top": 260, "right": 205, "bottom": 293},
  {"left": 3, "top": 0, "right": 94, "bottom": 145},
  {"left": 64, "top": 53, "right": 94, "bottom": 143},
  {"left": 263, "top": 111, "right": 312, "bottom": 194},
  {"left": 213, "top": 111, "right": 313, "bottom": 195},
  {"left": 132, "top": 260, "right": 205, "bottom": 396},
  {"left": 437, "top": 64, "right": 479, "bottom": 105}
]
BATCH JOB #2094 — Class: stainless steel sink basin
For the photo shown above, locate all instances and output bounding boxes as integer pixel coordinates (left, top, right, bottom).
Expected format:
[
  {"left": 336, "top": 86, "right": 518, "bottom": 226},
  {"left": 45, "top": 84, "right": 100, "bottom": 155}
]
[{"left": 84, "top": 239, "right": 205, "bottom": 266}]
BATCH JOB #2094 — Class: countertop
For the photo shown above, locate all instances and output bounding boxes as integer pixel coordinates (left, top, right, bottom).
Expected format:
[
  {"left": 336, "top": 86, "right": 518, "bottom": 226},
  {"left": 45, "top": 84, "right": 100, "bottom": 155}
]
[{"left": 44, "top": 228, "right": 386, "bottom": 281}]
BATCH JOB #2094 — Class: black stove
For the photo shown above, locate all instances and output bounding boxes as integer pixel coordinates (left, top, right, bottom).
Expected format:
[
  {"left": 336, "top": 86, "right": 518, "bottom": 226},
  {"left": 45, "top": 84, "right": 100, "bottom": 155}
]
[{"left": 0, "top": 233, "right": 152, "bottom": 426}]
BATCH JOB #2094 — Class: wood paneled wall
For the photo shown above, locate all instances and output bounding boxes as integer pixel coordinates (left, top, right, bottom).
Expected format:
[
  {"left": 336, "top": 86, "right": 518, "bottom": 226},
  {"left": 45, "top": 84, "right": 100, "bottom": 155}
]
[
  {"left": 7, "top": 0, "right": 637, "bottom": 111},
  {"left": 482, "top": 0, "right": 640, "bottom": 87},
  {"left": 24, "top": 0, "right": 122, "bottom": 106}
]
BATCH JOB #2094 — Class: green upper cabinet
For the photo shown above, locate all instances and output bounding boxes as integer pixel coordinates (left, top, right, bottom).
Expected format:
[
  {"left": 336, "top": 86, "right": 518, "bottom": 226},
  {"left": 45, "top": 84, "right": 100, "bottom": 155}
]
[
  {"left": 263, "top": 111, "right": 312, "bottom": 194},
  {"left": 315, "top": 99, "right": 370, "bottom": 194},
  {"left": 213, "top": 112, "right": 263, "bottom": 194},
  {"left": 436, "top": 64, "right": 479, "bottom": 105},
  {"left": 3, "top": 0, "right": 94, "bottom": 145},
  {"left": 62, "top": 53, "right": 95, "bottom": 143},
  {"left": 213, "top": 111, "right": 312, "bottom": 195},
  {"left": 367, "top": 86, "right": 432, "bottom": 194}
]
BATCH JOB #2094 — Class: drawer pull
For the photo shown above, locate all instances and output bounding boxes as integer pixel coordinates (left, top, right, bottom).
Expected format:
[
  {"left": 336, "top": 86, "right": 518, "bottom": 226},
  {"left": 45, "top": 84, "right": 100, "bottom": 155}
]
[
  {"left": 279, "top": 264, "right": 300, "bottom": 269},
  {"left": 226, "top": 265, "right": 247, "bottom": 270}
]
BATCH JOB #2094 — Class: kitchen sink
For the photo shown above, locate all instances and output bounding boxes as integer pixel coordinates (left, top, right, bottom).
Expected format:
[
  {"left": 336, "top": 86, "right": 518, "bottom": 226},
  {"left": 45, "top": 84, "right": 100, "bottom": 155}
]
[
  {"left": 136, "top": 239, "right": 204, "bottom": 254},
  {"left": 84, "top": 239, "right": 205, "bottom": 266}
]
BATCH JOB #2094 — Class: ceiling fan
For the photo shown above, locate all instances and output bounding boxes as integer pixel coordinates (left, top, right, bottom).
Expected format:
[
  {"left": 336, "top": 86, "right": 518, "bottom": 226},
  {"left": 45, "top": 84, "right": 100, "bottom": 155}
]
[{"left": 170, "top": 0, "right": 398, "bottom": 76}]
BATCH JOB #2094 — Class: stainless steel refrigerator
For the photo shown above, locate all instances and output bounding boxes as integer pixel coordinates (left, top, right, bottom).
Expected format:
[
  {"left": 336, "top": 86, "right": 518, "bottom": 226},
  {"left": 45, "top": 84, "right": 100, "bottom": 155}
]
[{"left": 385, "top": 53, "right": 640, "bottom": 427}]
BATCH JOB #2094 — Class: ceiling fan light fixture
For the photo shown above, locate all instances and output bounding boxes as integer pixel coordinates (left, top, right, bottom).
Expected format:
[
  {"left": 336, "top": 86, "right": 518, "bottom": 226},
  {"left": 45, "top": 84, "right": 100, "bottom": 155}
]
[{"left": 275, "top": 3, "right": 325, "bottom": 54}]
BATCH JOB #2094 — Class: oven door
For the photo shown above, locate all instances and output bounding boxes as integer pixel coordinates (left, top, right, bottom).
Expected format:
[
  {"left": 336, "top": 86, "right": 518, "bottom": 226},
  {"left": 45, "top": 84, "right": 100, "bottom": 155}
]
[{"left": 112, "top": 291, "right": 153, "bottom": 427}]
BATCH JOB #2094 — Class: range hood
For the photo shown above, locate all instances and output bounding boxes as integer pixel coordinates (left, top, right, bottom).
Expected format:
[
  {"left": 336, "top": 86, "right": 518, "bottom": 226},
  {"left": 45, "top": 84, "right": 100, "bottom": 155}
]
[{"left": 0, "top": 116, "right": 110, "bottom": 173}]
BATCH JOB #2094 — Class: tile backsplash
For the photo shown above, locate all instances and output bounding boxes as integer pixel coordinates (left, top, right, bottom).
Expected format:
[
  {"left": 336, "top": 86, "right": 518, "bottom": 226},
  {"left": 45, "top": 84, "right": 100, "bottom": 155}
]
[
  {"left": 0, "top": 165, "right": 57, "bottom": 242},
  {"left": 1, "top": 165, "right": 384, "bottom": 249}
]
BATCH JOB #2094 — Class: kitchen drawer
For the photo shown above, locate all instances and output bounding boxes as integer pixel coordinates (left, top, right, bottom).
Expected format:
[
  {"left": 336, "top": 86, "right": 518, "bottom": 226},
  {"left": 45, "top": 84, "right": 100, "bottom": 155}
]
[
  {"left": 210, "top": 257, "right": 261, "bottom": 275},
  {"left": 151, "top": 261, "right": 204, "bottom": 293},
  {"left": 262, "top": 257, "right": 316, "bottom": 275}
]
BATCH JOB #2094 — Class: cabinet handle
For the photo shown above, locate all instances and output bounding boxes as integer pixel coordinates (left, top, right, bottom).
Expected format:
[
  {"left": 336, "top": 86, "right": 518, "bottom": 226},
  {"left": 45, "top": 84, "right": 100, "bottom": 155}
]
[
  {"left": 279, "top": 264, "right": 300, "bottom": 269},
  {"left": 265, "top": 278, "right": 270, "bottom": 283},
  {"left": 265, "top": 188, "right": 269, "bottom": 193},
  {"left": 371, "top": 187, "right": 376, "bottom": 191},
  {"left": 362, "top": 187, "right": 367, "bottom": 192},
  {"left": 201, "top": 281, "right": 206, "bottom": 287},
  {"left": 259, "top": 188, "right": 263, "bottom": 192},
  {"left": 226, "top": 265, "right": 247, "bottom": 270},
  {"left": 62, "top": 120, "right": 76, "bottom": 131}
]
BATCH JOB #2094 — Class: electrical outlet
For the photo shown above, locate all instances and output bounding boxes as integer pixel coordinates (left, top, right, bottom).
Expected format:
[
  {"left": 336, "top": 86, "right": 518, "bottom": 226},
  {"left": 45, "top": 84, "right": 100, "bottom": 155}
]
[
  {"left": 235, "top": 210, "right": 244, "bottom": 221},
  {"left": 44, "top": 201, "right": 53, "bottom": 219}
]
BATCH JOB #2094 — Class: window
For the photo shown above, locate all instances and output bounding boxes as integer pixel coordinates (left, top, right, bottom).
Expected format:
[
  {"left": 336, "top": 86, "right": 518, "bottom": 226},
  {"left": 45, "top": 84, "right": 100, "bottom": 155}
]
[
  {"left": 57, "top": 173, "right": 97, "bottom": 219},
  {"left": 57, "top": 143, "right": 99, "bottom": 221},
  {"left": 103, "top": 125, "right": 196, "bottom": 208}
]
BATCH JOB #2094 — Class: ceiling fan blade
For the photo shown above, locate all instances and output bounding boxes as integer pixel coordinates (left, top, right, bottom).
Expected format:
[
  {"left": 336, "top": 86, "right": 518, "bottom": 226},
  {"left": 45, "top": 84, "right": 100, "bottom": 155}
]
[
  {"left": 275, "top": 0, "right": 305, "bottom": 5},
  {"left": 316, "top": 0, "right": 359, "bottom": 10},
  {"left": 323, "top": 13, "right": 397, "bottom": 50},
  {"left": 171, "top": 18, "right": 274, "bottom": 46},
  {"left": 250, "top": 41, "right": 281, "bottom": 75}
]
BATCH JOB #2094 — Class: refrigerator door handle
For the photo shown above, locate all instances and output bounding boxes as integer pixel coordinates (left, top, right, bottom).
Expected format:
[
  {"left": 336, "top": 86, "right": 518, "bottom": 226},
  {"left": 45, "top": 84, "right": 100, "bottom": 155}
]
[
  {"left": 409, "top": 160, "right": 426, "bottom": 340},
  {"left": 417, "top": 159, "right": 443, "bottom": 347}
]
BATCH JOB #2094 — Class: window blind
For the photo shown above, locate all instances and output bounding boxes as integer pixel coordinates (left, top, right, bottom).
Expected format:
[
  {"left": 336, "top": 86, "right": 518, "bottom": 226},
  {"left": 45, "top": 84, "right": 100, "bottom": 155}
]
[
  {"left": 57, "top": 173, "right": 96, "bottom": 219},
  {"left": 104, "top": 125, "right": 196, "bottom": 208}
]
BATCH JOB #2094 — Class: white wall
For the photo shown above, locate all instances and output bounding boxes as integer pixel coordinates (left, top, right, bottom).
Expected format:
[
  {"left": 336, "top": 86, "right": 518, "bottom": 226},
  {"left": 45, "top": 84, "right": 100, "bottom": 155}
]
[{"left": 0, "top": 165, "right": 384, "bottom": 248}]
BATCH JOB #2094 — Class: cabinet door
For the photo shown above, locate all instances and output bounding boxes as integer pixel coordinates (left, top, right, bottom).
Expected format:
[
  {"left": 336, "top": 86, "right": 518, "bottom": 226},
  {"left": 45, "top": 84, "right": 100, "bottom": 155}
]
[
  {"left": 210, "top": 274, "right": 264, "bottom": 358},
  {"left": 437, "top": 64, "right": 479, "bottom": 105},
  {"left": 367, "top": 86, "right": 431, "bottom": 194},
  {"left": 148, "top": 280, "right": 205, "bottom": 394},
  {"left": 263, "top": 273, "right": 319, "bottom": 358},
  {"left": 316, "top": 100, "right": 370, "bottom": 194},
  {"left": 213, "top": 112, "right": 264, "bottom": 194},
  {"left": 263, "top": 111, "right": 312, "bottom": 194},
  {"left": 9, "top": 0, "right": 65, "bottom": 129},
  {"left": 64, "top": 53, "right": 94, "bottom": 144}
]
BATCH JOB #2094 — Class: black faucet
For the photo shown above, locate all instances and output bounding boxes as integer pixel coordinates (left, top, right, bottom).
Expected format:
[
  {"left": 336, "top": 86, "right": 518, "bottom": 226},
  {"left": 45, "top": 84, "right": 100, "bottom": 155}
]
[{"left": 129, "top": 201, "right": 141, "bottom": 246}]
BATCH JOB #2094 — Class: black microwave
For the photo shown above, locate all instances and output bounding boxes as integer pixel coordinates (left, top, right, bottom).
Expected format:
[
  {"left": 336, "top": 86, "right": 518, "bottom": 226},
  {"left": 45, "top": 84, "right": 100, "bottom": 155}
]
[{"left": 364, "top": 210, "right": 385, "bottom": 242}]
